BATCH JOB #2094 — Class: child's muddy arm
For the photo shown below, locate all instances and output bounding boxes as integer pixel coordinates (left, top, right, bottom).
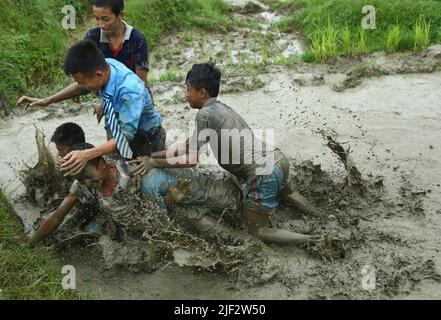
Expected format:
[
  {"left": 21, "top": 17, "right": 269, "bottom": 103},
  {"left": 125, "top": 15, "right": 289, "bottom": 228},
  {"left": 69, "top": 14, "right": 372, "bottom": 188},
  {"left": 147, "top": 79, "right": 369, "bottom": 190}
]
[
  {"left": 61, "top": 140, "right": 117, "bottom": 177},
  {"left": 45, "top": 83, "right": 84, "bottom": 104},
  {"left": 17, "top": 83, "right": 83, "bottom": 107},
  {"left": 29, "top": 193, "right": 79, "bottom": 247},
  {"left": 152, "top": 152, "right": 198, "bottom": 168},
  {"left": 151, "top": 138, "right": 190, "bottom": 159},
  {"left": 131, "top": 152, "right": 198, "bottom": 175},
  {"left": 163, "top": 195, "right": 175, "bottom": 206},
  {"left": 132, "top": 137, "right": 198, "bottom": 175}
]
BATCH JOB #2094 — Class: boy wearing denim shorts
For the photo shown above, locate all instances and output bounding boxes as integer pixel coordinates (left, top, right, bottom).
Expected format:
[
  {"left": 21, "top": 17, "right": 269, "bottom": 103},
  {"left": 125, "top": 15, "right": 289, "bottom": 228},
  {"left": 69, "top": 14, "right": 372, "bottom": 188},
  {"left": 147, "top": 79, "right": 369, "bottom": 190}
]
[{"left": 131, "top": 63, "right": 320, "bottom": 245}]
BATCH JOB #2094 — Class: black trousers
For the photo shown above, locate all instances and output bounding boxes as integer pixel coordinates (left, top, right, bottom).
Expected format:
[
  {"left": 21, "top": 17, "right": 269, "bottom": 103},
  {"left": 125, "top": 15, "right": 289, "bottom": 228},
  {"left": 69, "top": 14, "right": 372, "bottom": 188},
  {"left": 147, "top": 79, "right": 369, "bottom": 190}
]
[
  {"left": 106, "top": 125, "right": 166, "bottom": 159},
  {"left": 129, "top": 125, "right": 166, "bottom": 158}
]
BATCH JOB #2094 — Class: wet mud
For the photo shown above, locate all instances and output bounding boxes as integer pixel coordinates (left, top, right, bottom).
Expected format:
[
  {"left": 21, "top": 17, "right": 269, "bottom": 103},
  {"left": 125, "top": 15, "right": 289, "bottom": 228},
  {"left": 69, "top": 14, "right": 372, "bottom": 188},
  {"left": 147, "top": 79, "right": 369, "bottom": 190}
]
[
  {"left": 19, "top": 128, "right": 66, "bottom": 209},
  {"left": 1, "top": 0, "right": 440, "bottom": 299},
  {"left": 0, "top": 92, "right": 9, "bottom": 119},
  {"left": 15, "top": 127, "right": 440, "bottom": 299}
]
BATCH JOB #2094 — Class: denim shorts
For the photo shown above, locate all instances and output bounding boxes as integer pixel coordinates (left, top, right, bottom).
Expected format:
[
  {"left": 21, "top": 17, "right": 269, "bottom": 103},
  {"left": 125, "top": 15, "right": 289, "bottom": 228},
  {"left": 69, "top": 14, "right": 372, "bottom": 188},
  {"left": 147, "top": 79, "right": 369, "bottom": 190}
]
[{"left": 243, "top": 162, "right": 285, "bottom": 215}]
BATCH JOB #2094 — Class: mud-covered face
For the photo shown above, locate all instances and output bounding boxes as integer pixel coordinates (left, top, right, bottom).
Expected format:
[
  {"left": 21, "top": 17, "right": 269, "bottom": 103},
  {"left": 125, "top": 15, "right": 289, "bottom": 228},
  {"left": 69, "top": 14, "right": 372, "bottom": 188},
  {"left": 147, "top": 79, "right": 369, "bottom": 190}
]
[
  {"left": 55, "top": 143, "right": 70, "bottom": 157},
  {"left": 76, "top": 162, "right": 105, "bottom": 191},
  {"left": 185, "top": 83, "right": 207, "bottom": 109},
  {"left": 92, "top": 5, "right": 124, "bottom": 38},
  {"left": 73, "top": 71, "right": 105, "bottom": 93}
]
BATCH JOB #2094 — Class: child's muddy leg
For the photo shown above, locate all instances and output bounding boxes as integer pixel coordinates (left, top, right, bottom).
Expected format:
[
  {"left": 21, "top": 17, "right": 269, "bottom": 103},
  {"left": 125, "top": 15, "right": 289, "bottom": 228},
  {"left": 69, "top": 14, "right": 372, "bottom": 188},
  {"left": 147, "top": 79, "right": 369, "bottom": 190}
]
[
  {"left": 245, "top": 208, "right": 313, "bottom": 246},
  {"left": 193, "top": 215, "right": 226, "bottom": 232},
  {"left": 258, "top": 226, "right": 313, "bottom": 245},
  {"left": 190, "top": 215, "right": 239, "bottom": 241},
  {"left": 278, "top": 158, "right": 323, "bottom": 218},
  {"left": 281, "top": 192, "right": 323, "bottom": 217}
]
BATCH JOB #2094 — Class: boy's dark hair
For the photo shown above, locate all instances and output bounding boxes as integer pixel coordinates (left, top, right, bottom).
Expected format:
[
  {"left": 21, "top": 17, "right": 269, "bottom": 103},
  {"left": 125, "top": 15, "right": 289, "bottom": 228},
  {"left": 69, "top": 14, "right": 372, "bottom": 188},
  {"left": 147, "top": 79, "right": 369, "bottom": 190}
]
[
  {"left": 70, "top": 143, "right": 103, "bottom": 169},
  {"left": 51, "top": 123, "right": 86, "bottom": 147},
  {"left": 92, "top": 0, "right": 124, "bottom": 16},
  {"left": 93, "top": 0, "right": 124, "bottom": 16},
  {"left": 64, "top": 40, "right": 108, "bottom": 77},
  {"left": 186, "top": 63, "right": 221, "bottom": 97}
]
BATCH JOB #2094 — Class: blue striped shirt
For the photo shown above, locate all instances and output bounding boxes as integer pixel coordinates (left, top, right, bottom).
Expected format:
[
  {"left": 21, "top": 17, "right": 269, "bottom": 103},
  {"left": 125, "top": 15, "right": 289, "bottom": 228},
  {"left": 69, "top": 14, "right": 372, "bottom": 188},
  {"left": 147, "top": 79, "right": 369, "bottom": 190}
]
[{"left": 99, "top": 58, "right": 161, "bottom": 140}]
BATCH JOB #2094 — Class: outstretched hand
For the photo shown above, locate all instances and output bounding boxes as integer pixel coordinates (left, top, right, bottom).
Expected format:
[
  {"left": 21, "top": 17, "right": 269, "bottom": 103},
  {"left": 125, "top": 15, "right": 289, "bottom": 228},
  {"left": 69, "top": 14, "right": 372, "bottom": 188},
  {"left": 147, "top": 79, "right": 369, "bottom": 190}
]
[
  {"left": 17, "top": 96, "right": 50, "bottom": 109},
  {"left": 60, "top": 150, "right": 90, "bottom": 177},
  {"left": 129, "top": 156, "right": 155, "bottom": 176},
  {"left": 168, "top": 179, "right": 191, "bottom": 203}
]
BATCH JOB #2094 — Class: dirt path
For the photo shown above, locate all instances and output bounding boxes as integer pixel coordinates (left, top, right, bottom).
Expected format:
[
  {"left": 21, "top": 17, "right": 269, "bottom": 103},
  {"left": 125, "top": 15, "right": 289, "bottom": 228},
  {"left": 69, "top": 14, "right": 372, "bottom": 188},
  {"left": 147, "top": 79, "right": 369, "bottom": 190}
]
[{"left": 1, "top": 0, "right": 441, "bottom": 299}]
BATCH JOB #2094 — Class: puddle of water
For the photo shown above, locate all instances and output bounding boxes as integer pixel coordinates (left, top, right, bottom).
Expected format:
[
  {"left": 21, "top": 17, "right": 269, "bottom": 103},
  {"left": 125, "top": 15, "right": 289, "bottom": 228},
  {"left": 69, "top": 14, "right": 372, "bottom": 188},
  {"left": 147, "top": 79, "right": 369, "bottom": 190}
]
[
  {"left": 0, "top": 108, "right": 108, "bottom": 232},
  {"left": 225, "top": 0, "right": 262, "bottom": 6},
  {"left": 183, "top": 47, "right": 195, "bottom": 61},
  {"left": 145, "top": 0, "right": 305, "bottom": 75},
  {"left": 277, "top": 38, "right": 304, "bottom": 57},
  {"left": 260, "top": 11, "right": 282, "bottom": 24},
  {"left": 2, "top": 69, "right": 441, "bottom": 299}
]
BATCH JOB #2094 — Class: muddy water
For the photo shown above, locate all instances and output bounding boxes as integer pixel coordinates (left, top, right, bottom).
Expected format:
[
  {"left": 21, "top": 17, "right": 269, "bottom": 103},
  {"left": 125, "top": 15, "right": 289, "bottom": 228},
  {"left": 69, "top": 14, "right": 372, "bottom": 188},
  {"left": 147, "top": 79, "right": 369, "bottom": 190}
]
[
  {"left": 1, "top": 65, "right": 441, "bottom": 298},
  {"left": 149, "top": 0, "right": 305, "bottom": 81},
  {"left": 0, "top": 105, "right": 107, "bottom": 232},
  {"left": 2, "top": 0, "right": 441, "bottom": 299}
]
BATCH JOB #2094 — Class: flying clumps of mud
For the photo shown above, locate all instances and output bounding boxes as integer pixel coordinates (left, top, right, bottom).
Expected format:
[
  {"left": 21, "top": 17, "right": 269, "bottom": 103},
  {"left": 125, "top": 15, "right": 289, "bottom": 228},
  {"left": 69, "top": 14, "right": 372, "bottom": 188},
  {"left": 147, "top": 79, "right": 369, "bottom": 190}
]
[
  {"left": 19, "top": 128, "right": 440, "bottom": 298},
  {"left": 20, "top": 128, "right": 67, "bottom": 209}
]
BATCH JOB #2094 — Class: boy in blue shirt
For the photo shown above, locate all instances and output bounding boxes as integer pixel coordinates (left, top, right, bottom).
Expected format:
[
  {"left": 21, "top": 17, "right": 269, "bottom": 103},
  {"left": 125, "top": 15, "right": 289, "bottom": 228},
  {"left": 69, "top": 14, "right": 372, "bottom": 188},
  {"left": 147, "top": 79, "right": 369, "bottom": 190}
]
[
  {"left": 19, "top": 0, "right": 155, "bottom": 117},
  {"left": 17, "top": 40, "right": 165, "bottom": 176}
]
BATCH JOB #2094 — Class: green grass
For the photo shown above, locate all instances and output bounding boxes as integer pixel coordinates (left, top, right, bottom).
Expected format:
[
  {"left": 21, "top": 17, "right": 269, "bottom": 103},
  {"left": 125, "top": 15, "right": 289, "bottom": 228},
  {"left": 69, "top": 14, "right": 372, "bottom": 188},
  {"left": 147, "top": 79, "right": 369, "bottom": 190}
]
[
  {"left": 0, "top": 0, "right": 91, "bottom": 108},
  {"left": 158, "top": 70, "right": 185, "bottom": 82},
  {"left": 414, "top": 18, "right": 431, "bottom": 51},
  {"left": 0, "top": 190, "right": 87, "bottom": 300},
  {"left": 356, "top": 28, "right": 368, "bottom": 54},
  {"left": 232, "top": 17, "right": 262, "bottom": 30},
  {"left": 125, "top": 0, "right": 231, "bottom": 47},
  {"left": 0, "top": 0, "right": 230, "bottom": 109},
  {"left": 341, "top": 25, "right": 352, "bottom": 56},
  {"left": 300, "top": 51, "right": 316, "bottom": 63},
  {"left": 311, "top": 32, "right": 323, "bottom": 62},
  {"left": 273, "top": 55, "right": 301, "bottom": 67},
  {"left": 310, "top": 18, "right": 339, "bottom": 62},
  {"left": 274, "top": 0, "right": 441, "bottom": 62},
  {"left": 386, "top": 24, "right": 401, "bottom": 53}
]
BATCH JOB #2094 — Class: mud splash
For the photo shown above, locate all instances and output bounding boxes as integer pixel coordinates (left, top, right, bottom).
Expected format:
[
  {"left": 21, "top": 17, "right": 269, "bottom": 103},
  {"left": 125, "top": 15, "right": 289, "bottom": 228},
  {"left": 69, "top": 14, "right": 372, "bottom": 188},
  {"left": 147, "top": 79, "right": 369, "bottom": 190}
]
[
  {"left": 18, "top": 127, "right": 439, "bottom": 299},
  {"left": 18, "top": 131, "right": 253, "bottom": 275},
  {"left": 9, "top": 68, "right": 441, "bottom": 298},
  {"left": 2, "top": 0, "right": 441, "bottom": 297},
  {"left": 19, "top": 128, "right": 66, "bottom": 209},
  {"left": 233, "top": 157, "right": 440, "bottom": 298}
]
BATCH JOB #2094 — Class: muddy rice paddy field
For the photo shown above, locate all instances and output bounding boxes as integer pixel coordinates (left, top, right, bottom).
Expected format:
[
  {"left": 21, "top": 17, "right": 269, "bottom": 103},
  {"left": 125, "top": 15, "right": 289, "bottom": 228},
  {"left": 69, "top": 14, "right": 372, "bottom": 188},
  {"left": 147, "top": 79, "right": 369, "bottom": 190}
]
[{"left": 1, "top": 0, "right": 440, "bottom": 299}]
